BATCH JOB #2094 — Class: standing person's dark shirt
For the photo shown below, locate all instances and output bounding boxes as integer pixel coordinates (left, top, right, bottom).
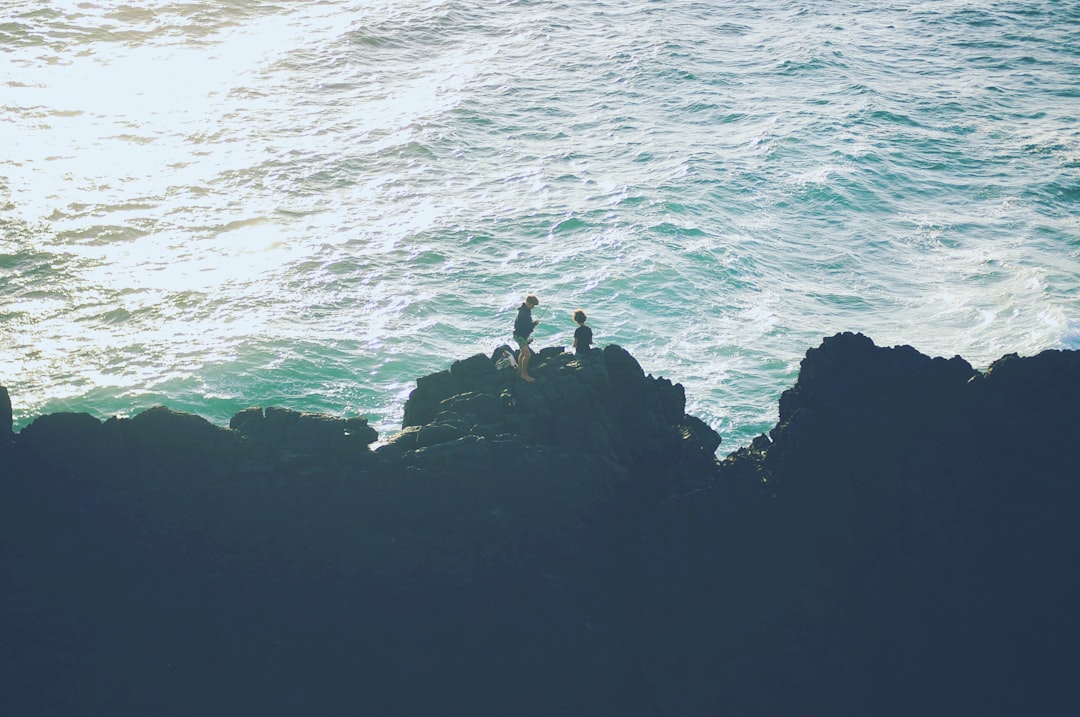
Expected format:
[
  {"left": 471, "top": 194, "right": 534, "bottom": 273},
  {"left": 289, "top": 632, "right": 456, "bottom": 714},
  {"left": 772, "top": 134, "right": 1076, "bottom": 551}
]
[
  {"left": 574, "top": 324, "right": 592, "bottom": 353},
  {"left": 513, "top": 295, "right": 540, "bottom": 382},
  {"left": 514, "top": 303, "right": 536, "bottom": 340}
]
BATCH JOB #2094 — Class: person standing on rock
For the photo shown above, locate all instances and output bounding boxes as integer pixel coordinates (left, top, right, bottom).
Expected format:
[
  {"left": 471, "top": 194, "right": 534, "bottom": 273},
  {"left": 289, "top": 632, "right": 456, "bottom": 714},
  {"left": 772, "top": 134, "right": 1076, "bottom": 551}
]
[
  {"left": 572, "top": 309, "right": 593, "bottom": 355},
  {"left": 514, "top": 295, "right": 540, "bottom": 382}
]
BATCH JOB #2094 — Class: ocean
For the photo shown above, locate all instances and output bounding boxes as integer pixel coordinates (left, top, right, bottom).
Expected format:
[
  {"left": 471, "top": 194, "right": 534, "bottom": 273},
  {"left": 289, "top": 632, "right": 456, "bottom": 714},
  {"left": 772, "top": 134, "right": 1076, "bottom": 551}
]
[{"left": 2, "top": 0, "right": 1078, "bottom": 453}]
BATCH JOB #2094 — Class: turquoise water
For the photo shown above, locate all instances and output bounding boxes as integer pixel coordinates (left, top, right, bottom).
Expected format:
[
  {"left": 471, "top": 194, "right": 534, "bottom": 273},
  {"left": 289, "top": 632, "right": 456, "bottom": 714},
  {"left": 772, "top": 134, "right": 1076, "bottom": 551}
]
[{"left": 2, "top": 0, "right": 1079, "bottom": 452}]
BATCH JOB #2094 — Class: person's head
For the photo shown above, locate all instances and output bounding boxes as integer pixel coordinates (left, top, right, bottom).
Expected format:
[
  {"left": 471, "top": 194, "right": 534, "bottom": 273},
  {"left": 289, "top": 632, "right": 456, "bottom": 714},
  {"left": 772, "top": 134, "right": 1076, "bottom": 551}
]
[
  {"left": 573, "top": 309, "right": 587, "bottom": 325},
  {"left": 525, "top": 295, "right": 539, "bottom": 308}
]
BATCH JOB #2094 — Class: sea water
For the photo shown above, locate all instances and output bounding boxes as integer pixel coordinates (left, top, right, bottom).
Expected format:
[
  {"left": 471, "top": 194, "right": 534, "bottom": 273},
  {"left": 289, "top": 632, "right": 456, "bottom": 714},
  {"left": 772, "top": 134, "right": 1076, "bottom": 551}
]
[{"left": 2, "top": 0, "right": 1078, "bottom": 453}]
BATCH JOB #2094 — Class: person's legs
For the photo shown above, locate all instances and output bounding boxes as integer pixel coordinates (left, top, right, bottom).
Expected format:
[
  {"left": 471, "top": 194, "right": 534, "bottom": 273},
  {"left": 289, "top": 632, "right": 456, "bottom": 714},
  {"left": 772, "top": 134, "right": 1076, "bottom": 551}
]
[{"left": 519, "top": 343, "right": 534, "bottom": 381}]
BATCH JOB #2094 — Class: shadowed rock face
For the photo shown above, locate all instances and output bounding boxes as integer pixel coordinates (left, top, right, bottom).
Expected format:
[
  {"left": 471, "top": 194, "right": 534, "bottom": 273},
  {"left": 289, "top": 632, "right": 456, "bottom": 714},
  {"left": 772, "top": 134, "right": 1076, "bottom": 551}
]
[
  {"left": 389, "top": 344, "right": 720, "bottom": 491},
  {"left": 638, "top": 332, "right": 1080, "bottom": 714},
  {"left": 2, "top": 334, "right": 1079, "bottom": 716},
  {"left": 0, "top": 385, "right": 11, "bottom": 437}
]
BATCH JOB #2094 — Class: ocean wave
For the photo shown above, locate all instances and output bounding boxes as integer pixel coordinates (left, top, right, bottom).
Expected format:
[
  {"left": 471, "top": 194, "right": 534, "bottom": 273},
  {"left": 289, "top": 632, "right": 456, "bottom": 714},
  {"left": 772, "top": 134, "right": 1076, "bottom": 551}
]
[{"left": 2, "top": 0, "right": 1077, "bottom": 454}]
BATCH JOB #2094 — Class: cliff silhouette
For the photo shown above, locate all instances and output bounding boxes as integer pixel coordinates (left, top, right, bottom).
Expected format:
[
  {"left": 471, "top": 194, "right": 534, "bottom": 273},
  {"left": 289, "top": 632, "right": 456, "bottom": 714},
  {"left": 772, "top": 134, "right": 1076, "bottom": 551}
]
[{"left": 2, "top": 333, "right": 1078, "bottom": 715}]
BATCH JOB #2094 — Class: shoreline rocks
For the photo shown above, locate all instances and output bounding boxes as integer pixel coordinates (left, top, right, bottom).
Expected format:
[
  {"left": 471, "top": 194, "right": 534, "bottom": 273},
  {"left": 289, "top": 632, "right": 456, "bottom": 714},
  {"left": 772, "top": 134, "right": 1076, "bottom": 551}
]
[
  {"left": 2, "top": 334, "right": 1079, "bottom": 716},
  {"left": 0, "top": 385, "right": 11, "bottom": 437}
]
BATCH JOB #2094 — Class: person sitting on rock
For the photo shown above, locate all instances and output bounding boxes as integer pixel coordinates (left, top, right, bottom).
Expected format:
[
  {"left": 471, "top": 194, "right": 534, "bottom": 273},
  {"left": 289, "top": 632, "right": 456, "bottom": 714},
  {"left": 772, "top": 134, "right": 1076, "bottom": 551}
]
[
  {"left": 513, "top": 295, "right": 540, "bottom": 382},
  {"left": 572, "top": 309, "right": 593, "bottom": 355}
]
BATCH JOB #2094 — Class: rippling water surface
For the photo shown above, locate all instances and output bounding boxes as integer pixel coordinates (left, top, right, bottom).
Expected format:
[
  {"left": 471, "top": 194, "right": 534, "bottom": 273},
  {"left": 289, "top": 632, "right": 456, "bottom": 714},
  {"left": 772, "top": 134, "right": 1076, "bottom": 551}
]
[{"left": 3, "top": 0, "right": 1078, "bottom": 451}]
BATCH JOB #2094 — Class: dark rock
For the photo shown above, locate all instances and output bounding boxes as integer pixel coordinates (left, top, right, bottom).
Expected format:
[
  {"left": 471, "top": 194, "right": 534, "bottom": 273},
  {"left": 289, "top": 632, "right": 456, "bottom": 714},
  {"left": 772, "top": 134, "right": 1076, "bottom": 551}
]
[
  {"left": 403, "top": 369, "right": 462, "bottom": 427},
  {"left": 229, "top": 406, "right": 263, "bottom": 432},
  {"left": 394, "top": 343, "right": 721, "bottom": 497},
  {"left": 536, "top": 345, "right": 566, "bottom": 361},
  {"left": 377, "top": 424, "right": 421, "bottom": 455},
  {"left": 3, "top": 336, "right": 1080, "bottom": 716},
  {"left": 416, "top": 422, "right": 464, "bottom": 448},
  {"left": 344, "top": 416, "right": 378, "bottom": 444},
  {"left": 19, "top": 412, "right": 104, "bottom": 470},
  {"left": 120, "top": 405, "right": 243, "bottom": 475},
  {"left": 229, "top": 405, "right": 378, "bottom": 462},
  {"left": 292, "top": 412, "right": 349, "bottom": 452},
  {"left": 638, "top": 333, "right": 1080, "bottom": 715},
  {"left": 438, "top": 391, "right": 504, "bottom": 426},
  {"left": 450, "top": 352, "right": 499, "bottom": 385},
  {"left": 1, "top": 385, "right": 11, "bottom": 436}
]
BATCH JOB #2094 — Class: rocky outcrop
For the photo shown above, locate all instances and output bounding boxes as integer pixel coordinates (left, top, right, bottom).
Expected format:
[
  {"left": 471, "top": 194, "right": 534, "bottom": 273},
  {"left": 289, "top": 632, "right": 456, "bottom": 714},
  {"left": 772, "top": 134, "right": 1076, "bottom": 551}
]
[
  {"left": 13, "top": 402, "right": 380, "bottom": 479},
  {"left": 637, "top": 332, "right": 1080, "bottom": 714},
  {"left": 1, "top": 335, "right": 1079, "bottom": 716},
  {"left": 229, "top": 405, "right": 378, "bottom": 470},
  {"left": 0, "top": 342, "right": 719, "bottom": 716},
  {"left": 0, "top": 384, "right": 11, "bottom": 437},
  {"left": 387, "top": 344, "right": 720, "bottom": 491}
]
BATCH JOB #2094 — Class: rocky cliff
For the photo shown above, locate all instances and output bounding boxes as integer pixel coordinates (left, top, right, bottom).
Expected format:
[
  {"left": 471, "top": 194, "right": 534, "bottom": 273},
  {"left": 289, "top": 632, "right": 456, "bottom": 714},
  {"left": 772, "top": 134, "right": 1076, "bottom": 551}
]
[{"left": 2, "top": 334, "right": 1078, "bottom": 715}]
